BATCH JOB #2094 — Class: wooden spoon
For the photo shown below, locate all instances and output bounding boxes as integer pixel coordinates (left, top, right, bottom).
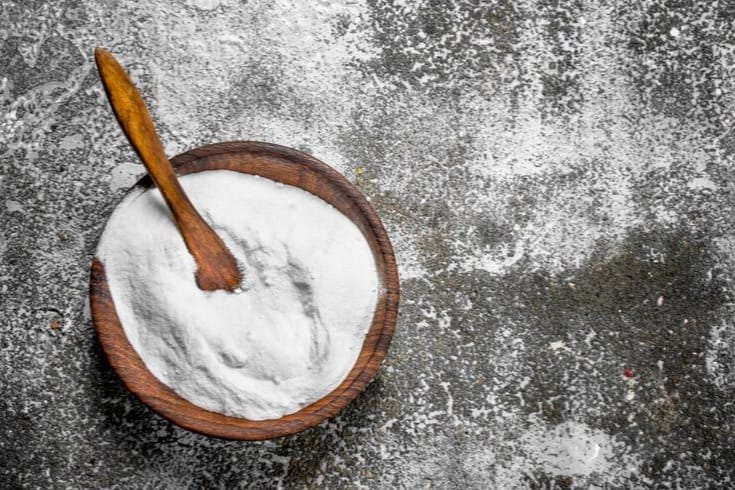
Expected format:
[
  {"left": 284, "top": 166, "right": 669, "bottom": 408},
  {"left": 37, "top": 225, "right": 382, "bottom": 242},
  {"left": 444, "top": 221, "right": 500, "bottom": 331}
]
[{"left": 94, "top": 47, "right": 241, "bottom": 292}]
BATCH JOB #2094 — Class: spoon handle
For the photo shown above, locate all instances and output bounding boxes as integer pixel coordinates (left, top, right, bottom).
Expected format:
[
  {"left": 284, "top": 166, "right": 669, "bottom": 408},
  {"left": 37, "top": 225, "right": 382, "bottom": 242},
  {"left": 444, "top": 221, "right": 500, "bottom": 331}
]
[{"left": 95, "top": 48, "right": 241, "bottom": 291}]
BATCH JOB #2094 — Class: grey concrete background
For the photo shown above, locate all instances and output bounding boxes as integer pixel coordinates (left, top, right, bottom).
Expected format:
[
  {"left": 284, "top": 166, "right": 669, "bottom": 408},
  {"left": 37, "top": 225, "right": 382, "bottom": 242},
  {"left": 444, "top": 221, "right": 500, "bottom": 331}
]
[{"left": 2, "top": 0, "right": 735, "bottom": 488}]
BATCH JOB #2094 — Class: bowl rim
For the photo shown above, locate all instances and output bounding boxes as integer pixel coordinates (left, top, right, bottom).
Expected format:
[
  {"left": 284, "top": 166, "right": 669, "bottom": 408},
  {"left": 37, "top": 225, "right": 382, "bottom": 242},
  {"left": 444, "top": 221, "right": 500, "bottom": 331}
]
[{"left": 90, "top": 141, "right": 400, "bottom": 440}]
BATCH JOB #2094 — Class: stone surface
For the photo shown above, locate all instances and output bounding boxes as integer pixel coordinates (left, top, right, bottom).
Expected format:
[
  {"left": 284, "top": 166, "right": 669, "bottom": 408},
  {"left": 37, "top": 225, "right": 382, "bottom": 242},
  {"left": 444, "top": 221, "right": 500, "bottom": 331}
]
[{"left": 2, "top": 0, "right": 735, "bottom": 488}]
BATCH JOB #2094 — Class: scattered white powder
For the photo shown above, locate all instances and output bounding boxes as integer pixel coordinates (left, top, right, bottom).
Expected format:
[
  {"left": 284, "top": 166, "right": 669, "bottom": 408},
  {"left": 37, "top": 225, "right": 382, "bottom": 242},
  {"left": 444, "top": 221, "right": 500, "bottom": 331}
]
[{"left": 97, "top": 170, "right": 379, "bottom": 420}]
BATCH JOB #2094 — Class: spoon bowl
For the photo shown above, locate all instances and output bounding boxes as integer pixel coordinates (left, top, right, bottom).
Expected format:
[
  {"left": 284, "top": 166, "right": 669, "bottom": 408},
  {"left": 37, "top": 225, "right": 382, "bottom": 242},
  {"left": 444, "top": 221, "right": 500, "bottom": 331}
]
[{"left": 90, "top": 141, "right": 399, "bottom": 440}]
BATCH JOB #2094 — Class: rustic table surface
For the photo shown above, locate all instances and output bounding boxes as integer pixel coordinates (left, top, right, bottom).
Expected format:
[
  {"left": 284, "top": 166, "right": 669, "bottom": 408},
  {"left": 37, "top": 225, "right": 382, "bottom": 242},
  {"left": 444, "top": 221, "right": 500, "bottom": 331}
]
[{"left": 1, "top": 1, "right": 734, "bottom": 488}]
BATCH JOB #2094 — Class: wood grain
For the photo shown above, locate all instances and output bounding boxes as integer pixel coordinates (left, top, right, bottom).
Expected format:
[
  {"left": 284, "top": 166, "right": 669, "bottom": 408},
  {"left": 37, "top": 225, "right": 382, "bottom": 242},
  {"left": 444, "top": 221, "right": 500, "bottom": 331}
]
[
  {"left": 94, "top": 48, "right": 241, "bottom": 291},
  {"left": 90, "top": 141, "right": 400, "bottom": 440}
]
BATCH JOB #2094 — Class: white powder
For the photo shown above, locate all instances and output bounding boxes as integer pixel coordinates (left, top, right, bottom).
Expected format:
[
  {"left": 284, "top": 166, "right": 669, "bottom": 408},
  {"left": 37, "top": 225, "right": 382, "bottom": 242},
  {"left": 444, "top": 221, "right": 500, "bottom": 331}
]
[{"left": 97, "top": 170, "right": 379, "bottom": 420}]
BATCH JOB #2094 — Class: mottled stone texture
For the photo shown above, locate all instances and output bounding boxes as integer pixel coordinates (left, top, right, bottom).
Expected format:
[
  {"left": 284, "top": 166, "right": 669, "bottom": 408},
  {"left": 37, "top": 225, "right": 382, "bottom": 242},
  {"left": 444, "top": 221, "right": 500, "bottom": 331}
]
[{"left": 2, "top": 0, "right": 735, "bottom": 488}]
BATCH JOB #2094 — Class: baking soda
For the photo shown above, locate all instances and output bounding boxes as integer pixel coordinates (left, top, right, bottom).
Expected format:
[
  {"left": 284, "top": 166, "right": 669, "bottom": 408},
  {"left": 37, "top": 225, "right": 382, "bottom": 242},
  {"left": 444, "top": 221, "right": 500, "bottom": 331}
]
[{"left": 97, "top": 170, "right": 379, "bottom": 420}]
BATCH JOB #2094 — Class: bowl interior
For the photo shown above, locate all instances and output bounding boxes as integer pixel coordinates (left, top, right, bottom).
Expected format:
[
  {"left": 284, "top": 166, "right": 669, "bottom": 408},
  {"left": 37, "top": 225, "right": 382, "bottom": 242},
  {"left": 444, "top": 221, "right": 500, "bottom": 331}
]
[{"left": 90, "top": 141, "right": 399, "bottom": 440}]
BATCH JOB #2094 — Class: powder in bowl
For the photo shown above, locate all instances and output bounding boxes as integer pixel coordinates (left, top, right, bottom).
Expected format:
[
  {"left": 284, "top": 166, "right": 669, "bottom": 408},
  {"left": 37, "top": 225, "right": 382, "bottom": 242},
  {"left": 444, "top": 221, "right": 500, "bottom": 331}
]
[{"left": 97, "top": 170, "right": 379, "bottom": 421}]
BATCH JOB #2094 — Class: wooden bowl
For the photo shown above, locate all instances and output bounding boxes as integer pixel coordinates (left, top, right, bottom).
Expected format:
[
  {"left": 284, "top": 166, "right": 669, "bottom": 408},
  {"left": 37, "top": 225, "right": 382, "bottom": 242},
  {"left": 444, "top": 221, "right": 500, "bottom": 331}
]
[{"left": 90, "top": 141, "right": 399, "bottom": 440}]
